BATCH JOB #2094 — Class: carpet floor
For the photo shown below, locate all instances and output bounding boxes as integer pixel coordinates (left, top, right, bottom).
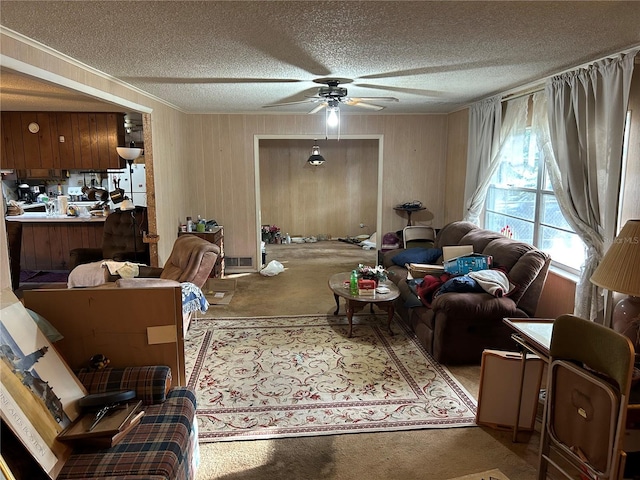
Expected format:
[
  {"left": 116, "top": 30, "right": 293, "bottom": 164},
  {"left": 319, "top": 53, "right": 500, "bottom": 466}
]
[
  {"left": 185, "top": 314, "right": 477, "bottom": 442},
  {"left": 192, "top": 241, "right": 539, "bottom": 479},
  {"left": 447, "top": 469, "right": 510, "bottom": 480}
]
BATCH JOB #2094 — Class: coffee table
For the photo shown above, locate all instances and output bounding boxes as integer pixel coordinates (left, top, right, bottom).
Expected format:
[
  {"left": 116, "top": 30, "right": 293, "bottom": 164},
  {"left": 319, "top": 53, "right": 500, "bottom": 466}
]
[{"left": 328, "top": 272, "right": 400, "bottom": 337}]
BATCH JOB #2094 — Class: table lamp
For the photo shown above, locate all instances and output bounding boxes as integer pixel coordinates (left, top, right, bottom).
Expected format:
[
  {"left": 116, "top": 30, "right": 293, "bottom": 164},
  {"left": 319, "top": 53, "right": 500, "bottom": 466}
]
[{"left": 590, "top": 219, "right": 640, "bottom": 348}]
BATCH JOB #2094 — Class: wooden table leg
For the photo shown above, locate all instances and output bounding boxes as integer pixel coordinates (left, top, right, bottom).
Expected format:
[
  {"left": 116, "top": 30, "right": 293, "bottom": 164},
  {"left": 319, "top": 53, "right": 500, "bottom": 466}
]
[
  {"left": 333, "top": 293, "right": 340, "bottom": 315},
  {"left": 346, "top": 301, "right": 355, "bottom": 338},
  {"left": 378, "top": 301, "right": 395, "bottom": 336}
]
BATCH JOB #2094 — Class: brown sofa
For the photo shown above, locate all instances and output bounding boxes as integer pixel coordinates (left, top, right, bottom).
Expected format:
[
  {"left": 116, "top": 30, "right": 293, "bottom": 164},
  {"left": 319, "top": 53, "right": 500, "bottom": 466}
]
[{"left": 382, "top": 221, "right": 551, "bottom": 365}]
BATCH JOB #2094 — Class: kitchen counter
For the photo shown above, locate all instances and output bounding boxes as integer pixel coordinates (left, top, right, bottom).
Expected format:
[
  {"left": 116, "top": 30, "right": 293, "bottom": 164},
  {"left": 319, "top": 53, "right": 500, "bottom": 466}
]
[
  {"left": 6, "top": 211, "right": 107, "bottom": 271},
  {"left": 6, "top": 212, "right": 106, "bottom": 223}
]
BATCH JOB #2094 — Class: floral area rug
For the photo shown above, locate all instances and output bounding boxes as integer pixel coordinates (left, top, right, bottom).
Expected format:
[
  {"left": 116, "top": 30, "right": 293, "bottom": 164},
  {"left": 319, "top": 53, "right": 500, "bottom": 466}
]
[{"left": 185, "top": 314, "right": 478, "bottom": 442}]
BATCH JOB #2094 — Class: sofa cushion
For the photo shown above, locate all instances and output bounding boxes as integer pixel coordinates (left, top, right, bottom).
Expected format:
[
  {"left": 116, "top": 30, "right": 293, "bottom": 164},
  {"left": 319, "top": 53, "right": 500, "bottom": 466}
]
[
  {"left": 434, "top": 221, "right": 477, "bottom": 249},
  {"left": 391, "top": 247, "right": 442, "bottom": 266},
  {"left": 405, "top": 279, "right": 424, "bottom": 308},
  {"left": 77, "top": 366, "right": 172, "bottom": 405},
  {"left": 58, "top": 387, "right": 197, "bottom": 480},
  {"left": 458, "top": 228, "right": 503, "bottom": 253}
]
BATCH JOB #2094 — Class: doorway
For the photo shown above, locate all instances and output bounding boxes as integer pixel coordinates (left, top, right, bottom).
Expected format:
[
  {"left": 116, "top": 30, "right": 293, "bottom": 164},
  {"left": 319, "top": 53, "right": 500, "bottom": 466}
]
[{"left": 255, "top": 135, "right": 383, "bottom": 266}]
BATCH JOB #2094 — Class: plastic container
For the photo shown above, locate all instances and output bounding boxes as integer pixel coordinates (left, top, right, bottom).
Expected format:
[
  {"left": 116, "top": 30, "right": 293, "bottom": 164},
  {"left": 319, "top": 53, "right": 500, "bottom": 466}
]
[{"left": 350, "top": 270, "right": 359, "bottom": 296}]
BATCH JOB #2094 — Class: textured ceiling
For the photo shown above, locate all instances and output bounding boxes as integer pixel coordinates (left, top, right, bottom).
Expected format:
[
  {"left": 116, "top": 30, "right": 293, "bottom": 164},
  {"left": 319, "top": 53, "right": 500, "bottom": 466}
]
[{"left": 1, "top": 1, "right": 640, "bottom": 115}]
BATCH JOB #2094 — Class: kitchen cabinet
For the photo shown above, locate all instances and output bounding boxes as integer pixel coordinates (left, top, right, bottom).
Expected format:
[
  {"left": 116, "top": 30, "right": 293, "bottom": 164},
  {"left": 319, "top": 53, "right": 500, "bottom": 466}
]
[
  {"left": 15, "top": 169, "right": 66, "bottom": 179},
  {"left": 178, "top": 227, "right": 225, "bottom": 278},
  {"left": 1, "top": 112, "right": 58, "bottom": 170},
  {"left": 1, "top": 112, "right": 125, "bottom": 171},
  {"left": 6, "top": 214, "right": 106, "bottom": 270}
]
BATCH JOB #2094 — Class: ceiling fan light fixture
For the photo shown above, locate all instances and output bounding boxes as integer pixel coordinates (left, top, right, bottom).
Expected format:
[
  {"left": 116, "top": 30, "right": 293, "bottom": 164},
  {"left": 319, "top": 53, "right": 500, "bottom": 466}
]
[
  {"left": 326, "top": 103, "right": 340, "bottom": 128},
  {"left": 307, "top": 143, "right": 325, "bottom": 166}
]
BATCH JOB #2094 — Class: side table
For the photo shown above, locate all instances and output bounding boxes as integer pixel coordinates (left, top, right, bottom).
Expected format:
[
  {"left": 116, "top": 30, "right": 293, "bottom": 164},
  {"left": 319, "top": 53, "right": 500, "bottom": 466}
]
[
  {"left": 393, "top": 206, "right": 426, "bottom": 226},
  {"left": 328, "top": 272, "right": 400, "bottom": 337}
]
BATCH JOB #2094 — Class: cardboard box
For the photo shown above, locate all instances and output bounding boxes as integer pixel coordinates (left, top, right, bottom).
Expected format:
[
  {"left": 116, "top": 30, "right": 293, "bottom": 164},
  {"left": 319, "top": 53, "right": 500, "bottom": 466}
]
[
  {"left": 203, "top": 278, "right": 236, "bottom": 305},
  {"left": 408, "top": 245, "right": 471, "bottom": 278},
  {"left": 476, "top": 349, "right": 544, "bottom": 431},
  {"left": 357, "top": 279, "right": 376, "bottom": 289},
  {"left": 408, "top": 263, "right": 444, "bottom": 277},
  {"left": 444, "top": 253, "right": 492, "bottom": 275},
  {"left": 442, "top": 245, "right": 474, "bottom": 261}
]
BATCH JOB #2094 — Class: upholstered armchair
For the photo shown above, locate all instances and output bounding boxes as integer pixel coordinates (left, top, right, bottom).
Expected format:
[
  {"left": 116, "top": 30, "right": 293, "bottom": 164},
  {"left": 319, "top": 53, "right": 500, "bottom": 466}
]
[
  {"left": 69, "top": 207, "right": 150, "bottom": 271},
  {"left": 115, "top": 234, "right": 220, "bottom": 289},
  {"left": 113, "top": 235, "right": 220, "bottom": 332}
]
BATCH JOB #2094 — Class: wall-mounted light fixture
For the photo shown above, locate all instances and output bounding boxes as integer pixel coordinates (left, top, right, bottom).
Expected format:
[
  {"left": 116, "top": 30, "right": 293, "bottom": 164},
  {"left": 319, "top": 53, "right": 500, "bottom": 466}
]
[{"left": 307, "top": 143, "right": 325, "bottom": 166}]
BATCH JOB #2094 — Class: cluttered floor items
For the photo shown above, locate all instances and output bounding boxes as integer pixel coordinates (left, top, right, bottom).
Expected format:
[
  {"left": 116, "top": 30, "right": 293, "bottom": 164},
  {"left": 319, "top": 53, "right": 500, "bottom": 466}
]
[
  {"left": 201, "top": 278, "right": 236, "bottom": 305},
  {"left": 57, "top": 390, "right": 144, "bottom": 448}
]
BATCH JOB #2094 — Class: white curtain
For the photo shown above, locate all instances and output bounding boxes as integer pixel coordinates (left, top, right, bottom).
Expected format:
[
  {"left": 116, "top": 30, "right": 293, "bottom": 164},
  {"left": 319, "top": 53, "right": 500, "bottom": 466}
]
[
  {"left": 464, "top": 95, "right": 529, "bottom": 225},
  {"left": 463, "top": 95, "right": 501, "bottom": 224},
  {"left": 543, "top": 50, "right": 637, "bottom": 321}
]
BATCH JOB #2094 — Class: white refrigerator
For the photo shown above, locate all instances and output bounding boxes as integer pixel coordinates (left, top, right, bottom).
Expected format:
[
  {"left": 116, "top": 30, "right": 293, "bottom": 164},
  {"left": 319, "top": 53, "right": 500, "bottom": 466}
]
[{"left": 108, "top": 164, "right": 147, "bottom": 207}]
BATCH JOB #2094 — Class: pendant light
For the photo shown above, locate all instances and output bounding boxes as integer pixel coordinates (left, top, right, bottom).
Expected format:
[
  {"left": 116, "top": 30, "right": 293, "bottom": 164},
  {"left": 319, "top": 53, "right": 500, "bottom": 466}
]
[{"left": 307, "top": 143, "right": 325, "bottom": 166}]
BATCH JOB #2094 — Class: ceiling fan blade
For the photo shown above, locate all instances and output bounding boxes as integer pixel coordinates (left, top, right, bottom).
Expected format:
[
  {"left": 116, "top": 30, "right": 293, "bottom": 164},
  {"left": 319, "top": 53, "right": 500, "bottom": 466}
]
[
  {"left": 353, "top": 96, "right": 399, "bottom": 102},
  {"left": 262, "top": 99, "right": 317, "bottom": 108},
  {"left": 355, "top": 83, "right": 443, "bottom": 97},
  {"left": 120, "top": 77, "right": 304, "bottom": 85},
  {"left": 343, "top": 99, "right": 385, "bottom": 111},
  {"left": 308, "top": 102, "right": 328, "bottom": 114}
]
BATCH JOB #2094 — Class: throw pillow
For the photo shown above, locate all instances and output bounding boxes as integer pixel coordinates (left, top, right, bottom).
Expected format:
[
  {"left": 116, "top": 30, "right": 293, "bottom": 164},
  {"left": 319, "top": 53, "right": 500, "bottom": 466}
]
[{"left": 392, "top": 247, "right": 443, "bottom": 266}]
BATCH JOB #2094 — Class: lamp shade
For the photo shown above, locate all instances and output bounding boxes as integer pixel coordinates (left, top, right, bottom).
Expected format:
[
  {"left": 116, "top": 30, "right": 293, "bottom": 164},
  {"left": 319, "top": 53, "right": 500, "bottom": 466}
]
[
  {"left": 116, "top": 147, "right": 143, "bottom": 161},
  {"left": 590, "top": 219, "right": 640, "bottom": 296}
]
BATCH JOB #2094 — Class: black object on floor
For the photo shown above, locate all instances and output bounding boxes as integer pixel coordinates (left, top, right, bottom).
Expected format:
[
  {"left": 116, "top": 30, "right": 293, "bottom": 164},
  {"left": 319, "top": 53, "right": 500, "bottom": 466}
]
[{"left": 20, "top": 270, "right": 69, "bottom": 283}]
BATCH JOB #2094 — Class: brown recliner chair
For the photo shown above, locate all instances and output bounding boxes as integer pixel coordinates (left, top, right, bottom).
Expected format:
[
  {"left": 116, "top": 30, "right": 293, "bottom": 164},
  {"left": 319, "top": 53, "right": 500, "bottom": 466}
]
[
  {"left": 116, "top": 234, "right": 220, "bottom": 289},
  {"left": 114, "top": 235, "right": 220, "bottom": 332},
  {"left": 69, "top": 207, "right": 150, "bottom": 271}
]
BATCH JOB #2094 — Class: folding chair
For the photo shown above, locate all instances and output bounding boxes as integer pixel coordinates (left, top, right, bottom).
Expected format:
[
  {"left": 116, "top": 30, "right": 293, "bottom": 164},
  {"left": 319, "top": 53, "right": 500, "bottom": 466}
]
[
  {"left": 538, "top": 314, "right": 635, "bottom": 480},
  {"left": 402, "top": 225, "right": 436, "bottom": 249}
]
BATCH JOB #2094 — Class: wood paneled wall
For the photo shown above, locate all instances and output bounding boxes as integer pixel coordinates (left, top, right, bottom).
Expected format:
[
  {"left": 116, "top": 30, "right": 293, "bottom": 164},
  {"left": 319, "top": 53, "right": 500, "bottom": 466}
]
[
  {"left": 444, "top": 109, "right": 469, "bottom": 224},
  {"left": 259, "top": 139, "right": 378, "bottom": 238},
  {"left": 3, "top": 30, "right": 638, "bottom": 277},
  {"left": 186, "top": 114, "right": 449, "bottom": 268},
  {"left": 19, "top": 222, "right": 103, "bottom": 270},
  {"left": 535, "top": 270, "right": 577, "bottom": 318}
]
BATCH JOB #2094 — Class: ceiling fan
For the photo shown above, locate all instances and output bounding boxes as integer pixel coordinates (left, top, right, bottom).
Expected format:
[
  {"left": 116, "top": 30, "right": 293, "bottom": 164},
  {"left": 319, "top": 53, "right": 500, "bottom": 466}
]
[{"left": 263, "top": 78, "right": 399, "bottom": 114}]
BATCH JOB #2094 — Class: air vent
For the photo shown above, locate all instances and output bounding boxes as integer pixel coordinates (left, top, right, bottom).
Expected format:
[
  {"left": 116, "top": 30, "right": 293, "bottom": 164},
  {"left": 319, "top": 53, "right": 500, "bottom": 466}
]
[{"left": 225, "top": 257, "right": 253, "bottom": 267}]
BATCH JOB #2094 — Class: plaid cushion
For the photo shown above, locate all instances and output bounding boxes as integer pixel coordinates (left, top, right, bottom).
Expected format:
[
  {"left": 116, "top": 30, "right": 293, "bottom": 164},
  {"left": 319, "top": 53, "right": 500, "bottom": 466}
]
[
  {"left": 77, "top": 366, "right": 172, "bottom": 405},
  {"left": 58, "top": 387, "right": 197, "bottom": 480}
]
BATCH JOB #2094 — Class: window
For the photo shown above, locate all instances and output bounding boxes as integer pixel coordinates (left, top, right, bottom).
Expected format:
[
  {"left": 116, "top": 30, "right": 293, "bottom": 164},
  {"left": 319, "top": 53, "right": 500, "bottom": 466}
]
[{"left": 484, "top": 127, "right": 585, "bottom": 272}]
